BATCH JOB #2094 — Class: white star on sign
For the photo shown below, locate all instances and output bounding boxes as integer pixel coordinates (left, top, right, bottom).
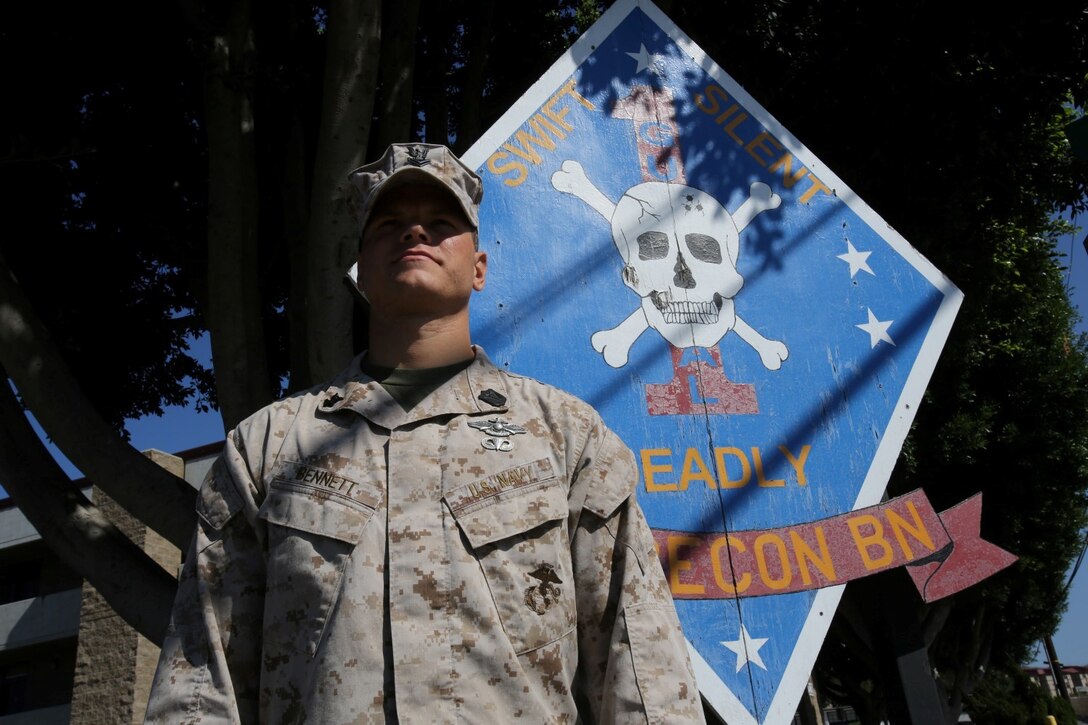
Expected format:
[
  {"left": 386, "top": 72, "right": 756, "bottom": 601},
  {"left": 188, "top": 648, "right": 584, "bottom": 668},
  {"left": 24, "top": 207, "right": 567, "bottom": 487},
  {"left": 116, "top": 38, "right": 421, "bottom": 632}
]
[
  {"left": 837, "top": 241, "right": 874, "bottom": 278},
  {"left": 856, "top": 308, "right": 896, "bottom": 348},
  {"left": 721, "top": 624, "right": 769, "bottom": 672},
  {"left": 626, "top": 44, "right": 663, "bottom": 75}
]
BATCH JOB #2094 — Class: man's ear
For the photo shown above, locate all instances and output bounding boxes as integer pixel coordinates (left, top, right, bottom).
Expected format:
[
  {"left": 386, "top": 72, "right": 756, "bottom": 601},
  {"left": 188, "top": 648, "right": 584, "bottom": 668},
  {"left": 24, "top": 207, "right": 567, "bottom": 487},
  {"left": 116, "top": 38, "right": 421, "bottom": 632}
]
[{"left": 473, "top": 251, "right": 488, "bottom": 292}]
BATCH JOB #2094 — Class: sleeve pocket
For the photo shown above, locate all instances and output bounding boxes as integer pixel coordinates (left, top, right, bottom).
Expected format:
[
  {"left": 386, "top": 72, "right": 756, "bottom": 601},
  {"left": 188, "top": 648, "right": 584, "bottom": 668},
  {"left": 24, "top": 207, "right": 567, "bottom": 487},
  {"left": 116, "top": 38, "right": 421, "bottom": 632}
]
[{"left": 625, "top": 602, "right": 703, "bottom": 724}]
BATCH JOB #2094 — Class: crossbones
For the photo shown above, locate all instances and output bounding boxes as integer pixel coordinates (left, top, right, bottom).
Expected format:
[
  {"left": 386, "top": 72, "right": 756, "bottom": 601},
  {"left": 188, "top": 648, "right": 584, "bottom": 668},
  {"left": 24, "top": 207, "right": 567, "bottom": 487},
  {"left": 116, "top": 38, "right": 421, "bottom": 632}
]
[{"left": 552, "top": 160, "right": 789, "bottom": 369}]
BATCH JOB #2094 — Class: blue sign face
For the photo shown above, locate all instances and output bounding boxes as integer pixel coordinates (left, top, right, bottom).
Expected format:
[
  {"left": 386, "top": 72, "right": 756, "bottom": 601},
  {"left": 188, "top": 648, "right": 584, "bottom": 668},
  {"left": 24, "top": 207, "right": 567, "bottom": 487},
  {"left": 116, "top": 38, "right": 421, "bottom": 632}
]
[{"left": 463, "top": 2, "right": 961, "bottom": 723}]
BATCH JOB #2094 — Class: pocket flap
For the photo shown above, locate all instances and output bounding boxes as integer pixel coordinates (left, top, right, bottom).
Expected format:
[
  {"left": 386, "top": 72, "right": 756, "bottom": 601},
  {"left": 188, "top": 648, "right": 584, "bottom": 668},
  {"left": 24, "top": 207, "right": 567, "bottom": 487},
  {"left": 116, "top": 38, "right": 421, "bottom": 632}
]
[
  {"left": 259, "top": 480, "right": 377, "bottom": 545},
  {"left": 446, "top": 459, "right": 565, "bottom": 548}
]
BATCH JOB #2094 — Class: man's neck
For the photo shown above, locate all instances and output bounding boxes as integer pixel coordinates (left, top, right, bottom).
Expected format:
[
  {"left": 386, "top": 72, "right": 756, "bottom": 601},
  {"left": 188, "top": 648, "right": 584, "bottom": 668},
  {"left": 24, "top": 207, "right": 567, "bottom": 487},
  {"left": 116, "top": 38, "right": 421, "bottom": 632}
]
[{"left": 366, "top": 312, "right": 475, "bottom": 369}]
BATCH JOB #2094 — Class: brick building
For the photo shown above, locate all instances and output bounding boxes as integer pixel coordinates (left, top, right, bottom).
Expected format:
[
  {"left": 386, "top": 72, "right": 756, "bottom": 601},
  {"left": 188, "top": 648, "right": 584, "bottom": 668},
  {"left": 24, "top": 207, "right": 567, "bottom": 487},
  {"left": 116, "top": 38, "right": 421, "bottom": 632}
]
[
  {"left": 1024, "top": 663, "right": 1088, "bottom": 698},
  {"left": 1024, "top": 663, "right": 1088, "bottom": 720},
  {"left": 0, "top": 444, "right": 219, "bottom": 725}
]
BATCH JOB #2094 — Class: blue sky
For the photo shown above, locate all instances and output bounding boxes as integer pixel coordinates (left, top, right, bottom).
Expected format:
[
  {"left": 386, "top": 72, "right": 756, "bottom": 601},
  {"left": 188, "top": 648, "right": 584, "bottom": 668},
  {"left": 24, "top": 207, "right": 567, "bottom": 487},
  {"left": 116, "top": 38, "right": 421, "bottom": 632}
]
[
  {"left": 16, "top": 332, "right": 225, "bottom": 475},
  {"left": 1030, "top": 209, "right": 1088, "bottom": 668}
]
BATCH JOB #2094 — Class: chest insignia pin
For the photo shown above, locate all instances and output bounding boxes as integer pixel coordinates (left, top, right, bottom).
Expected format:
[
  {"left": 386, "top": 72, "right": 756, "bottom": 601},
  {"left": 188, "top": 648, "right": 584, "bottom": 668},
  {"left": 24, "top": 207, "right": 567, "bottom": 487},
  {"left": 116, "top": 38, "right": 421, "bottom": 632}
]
[{"left": 469, "top": 418, "right": 527, "bottom": 452}]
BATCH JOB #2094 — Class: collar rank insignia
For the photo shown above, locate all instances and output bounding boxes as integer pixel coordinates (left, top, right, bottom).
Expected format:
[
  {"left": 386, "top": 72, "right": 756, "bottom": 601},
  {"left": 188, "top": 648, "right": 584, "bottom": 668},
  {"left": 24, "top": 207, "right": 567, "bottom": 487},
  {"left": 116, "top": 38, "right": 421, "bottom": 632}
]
[
  {"left": 478, "top": 388, "right": 507, "bottom": 407},
  {"left": 323, "top": 393, "right": 344, "bottom": 408},
  {"left": 405, "top": 145, "right": 431, "bottom": 167}
]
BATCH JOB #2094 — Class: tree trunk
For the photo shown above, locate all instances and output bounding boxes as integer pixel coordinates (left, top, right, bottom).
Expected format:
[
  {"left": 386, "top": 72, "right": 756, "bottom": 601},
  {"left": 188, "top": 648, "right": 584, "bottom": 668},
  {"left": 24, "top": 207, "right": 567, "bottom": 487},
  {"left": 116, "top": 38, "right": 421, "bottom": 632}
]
[
  {"left": 0, "top": 250, "right": 197, "bottom": 549},
  {"left": 417, "top": 10, "right": 451, "bottom": 147},
  {"left": 947, "top": 602, "right": 995, "bottom": 721},
  {"left": 454, "top": 0, "right": 495, "bottom": 152},
  {"left": 303, "top": 0, "right": 382, "bottom": 384},
  {"left": 285, "top": 112, "right": 314, "bottom": 388},
  {"left": 373, "top": 0, "right": 420, "bottom": 152},
  {"left": 204, "top": 0, "right": 274, "bottom": 429},
  {"left": 421, "top": 63, "right": 450, "bottom": 145},
  {"left": 0, "top": 363, "right": 177, "bottom": 645}
]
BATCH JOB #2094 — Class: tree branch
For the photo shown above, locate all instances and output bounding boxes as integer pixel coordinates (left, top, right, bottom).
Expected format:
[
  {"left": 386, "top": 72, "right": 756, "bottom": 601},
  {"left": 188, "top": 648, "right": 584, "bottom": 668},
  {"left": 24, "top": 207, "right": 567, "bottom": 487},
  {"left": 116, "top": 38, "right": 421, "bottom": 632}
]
[
  {"left": 0, "top": 249, "right": 197, "bottom": 549},
  {"left": 0, "top": 363, "right": 177, "bottom": 645}
]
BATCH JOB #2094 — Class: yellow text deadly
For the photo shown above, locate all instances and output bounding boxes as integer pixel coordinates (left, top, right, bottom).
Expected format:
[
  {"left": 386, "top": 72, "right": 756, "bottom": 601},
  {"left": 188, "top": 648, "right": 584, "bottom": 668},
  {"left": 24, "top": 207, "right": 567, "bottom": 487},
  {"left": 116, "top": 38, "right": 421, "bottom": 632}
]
[{"left": 639, "top": 444, "right": 813, "bottom": 492}]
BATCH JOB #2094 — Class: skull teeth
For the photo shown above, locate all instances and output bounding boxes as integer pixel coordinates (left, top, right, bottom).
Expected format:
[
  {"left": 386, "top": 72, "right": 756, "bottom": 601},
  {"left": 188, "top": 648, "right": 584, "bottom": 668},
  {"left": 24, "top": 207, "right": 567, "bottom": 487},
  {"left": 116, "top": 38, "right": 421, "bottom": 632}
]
[{"left": 662, "top": 300, "right": 720, "bottom": 325}]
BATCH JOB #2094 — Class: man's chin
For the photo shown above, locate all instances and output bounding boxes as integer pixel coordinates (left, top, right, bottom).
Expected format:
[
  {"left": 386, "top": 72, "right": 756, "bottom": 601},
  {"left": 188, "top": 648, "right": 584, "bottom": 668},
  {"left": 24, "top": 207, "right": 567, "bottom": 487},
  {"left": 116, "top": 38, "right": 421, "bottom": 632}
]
[{"left": 369, "top": 291, "right": 471, "bottom": 321}]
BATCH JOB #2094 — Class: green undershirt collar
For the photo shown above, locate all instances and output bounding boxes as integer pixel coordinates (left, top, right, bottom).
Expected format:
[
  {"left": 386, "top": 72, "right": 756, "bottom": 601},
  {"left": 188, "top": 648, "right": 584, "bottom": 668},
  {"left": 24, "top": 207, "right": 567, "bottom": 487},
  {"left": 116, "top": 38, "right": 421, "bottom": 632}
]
[{"left": 361, "top": 356, "right": 473, "bottom": 411}]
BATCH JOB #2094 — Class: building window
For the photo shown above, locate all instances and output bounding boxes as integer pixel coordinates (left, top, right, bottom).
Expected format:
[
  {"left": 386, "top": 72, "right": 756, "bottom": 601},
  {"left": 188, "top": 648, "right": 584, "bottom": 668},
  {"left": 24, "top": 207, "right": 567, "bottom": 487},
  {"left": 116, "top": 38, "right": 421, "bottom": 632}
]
[
  {"left": 0, "top": 666, "right": 30, "bottom": 715},
  {"left": 0, "top": 560, "right": 41, "bottom": 605}
]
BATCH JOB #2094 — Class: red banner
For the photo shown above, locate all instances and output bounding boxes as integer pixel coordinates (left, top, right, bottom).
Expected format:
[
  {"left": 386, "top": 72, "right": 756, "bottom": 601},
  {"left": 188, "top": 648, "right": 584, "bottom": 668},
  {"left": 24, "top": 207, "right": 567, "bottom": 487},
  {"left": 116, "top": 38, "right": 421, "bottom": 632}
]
[{"left": 652, "top": 491, "right": 1016, "bottom": 603}]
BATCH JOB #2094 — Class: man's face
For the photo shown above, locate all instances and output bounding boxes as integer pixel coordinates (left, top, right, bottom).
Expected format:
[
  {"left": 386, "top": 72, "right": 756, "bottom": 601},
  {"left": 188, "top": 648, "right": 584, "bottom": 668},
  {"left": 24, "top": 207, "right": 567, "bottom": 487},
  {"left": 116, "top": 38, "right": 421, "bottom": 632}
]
[{"left": 357, "top": 183, "right": 486, "bottom": 319}]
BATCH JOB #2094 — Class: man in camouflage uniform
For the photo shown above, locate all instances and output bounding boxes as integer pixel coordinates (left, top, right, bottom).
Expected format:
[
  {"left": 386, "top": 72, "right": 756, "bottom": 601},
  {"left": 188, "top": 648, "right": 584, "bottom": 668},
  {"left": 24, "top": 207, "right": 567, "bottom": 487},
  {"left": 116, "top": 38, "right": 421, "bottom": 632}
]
[{"left": 145, "top": 144, "right": 705, "bottom": 724}]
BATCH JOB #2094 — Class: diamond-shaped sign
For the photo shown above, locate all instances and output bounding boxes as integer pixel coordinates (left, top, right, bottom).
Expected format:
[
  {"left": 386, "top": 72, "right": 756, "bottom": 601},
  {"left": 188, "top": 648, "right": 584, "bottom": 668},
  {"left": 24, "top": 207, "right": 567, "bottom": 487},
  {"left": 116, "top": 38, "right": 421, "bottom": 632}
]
[{"left": 461, "top": 1, "right": 962, "bottom": 722}]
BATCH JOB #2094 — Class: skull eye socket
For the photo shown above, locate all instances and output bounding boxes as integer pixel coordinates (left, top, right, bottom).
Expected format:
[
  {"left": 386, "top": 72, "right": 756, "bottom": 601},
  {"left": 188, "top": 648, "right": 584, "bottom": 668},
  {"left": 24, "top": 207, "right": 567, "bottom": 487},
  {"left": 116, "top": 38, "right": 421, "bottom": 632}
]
[
  {"left": 637, "top": 231, "right": 670, "bottom": 260},
  {"left": 685, "top": 233, "right": 722, "bottom": 264}
]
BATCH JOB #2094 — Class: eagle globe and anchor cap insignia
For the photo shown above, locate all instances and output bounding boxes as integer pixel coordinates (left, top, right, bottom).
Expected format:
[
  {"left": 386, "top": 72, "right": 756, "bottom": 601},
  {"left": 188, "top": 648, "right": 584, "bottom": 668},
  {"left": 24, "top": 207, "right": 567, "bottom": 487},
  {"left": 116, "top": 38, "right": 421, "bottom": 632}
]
[
  {"left": 405, "top": 145, "right": 432, "bottom": 167},
  {"left": 461, "top": 1, "right": 968, "bottom": 723}
]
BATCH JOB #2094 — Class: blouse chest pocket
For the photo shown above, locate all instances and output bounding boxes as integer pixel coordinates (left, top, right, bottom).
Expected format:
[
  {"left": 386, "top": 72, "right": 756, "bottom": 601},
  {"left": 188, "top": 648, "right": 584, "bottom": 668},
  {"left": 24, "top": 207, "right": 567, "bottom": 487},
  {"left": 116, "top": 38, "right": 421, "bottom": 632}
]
[
  {"left": 445, "top": 460, "right": 575, "bottom": 655},
  {"left": 258, "top": 478, "right": 379, "bottom": 658}
]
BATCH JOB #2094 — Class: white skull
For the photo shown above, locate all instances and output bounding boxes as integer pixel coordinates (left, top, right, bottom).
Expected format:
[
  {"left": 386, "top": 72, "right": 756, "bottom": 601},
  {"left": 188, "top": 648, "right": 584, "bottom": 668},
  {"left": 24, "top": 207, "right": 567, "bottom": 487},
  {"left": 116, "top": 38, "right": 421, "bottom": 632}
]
[{"left": 610, "top": 182, "right": 744, "bottom": 348}]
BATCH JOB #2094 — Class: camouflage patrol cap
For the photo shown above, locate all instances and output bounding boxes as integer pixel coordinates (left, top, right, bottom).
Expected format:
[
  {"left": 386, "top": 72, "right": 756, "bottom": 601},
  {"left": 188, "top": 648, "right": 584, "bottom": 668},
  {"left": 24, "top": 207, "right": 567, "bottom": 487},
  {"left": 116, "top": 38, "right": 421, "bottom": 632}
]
[{"left": 348, "top": 143, "right": 483, "bottom": 233}]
